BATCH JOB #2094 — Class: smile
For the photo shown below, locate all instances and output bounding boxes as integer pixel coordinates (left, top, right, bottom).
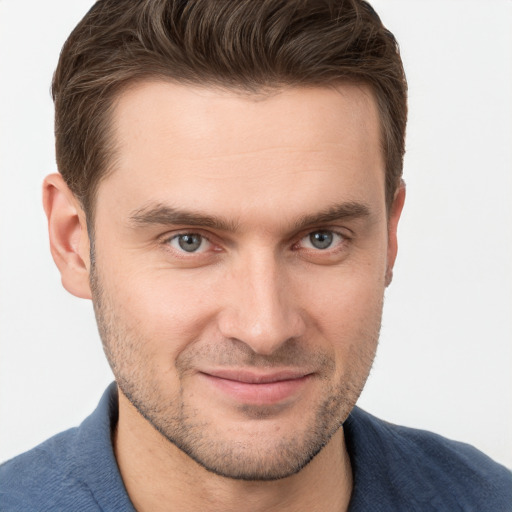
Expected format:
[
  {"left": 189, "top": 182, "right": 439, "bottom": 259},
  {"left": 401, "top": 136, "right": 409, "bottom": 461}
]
[{"left": 198, "top": 369, "right": 313, "bottom": 405}]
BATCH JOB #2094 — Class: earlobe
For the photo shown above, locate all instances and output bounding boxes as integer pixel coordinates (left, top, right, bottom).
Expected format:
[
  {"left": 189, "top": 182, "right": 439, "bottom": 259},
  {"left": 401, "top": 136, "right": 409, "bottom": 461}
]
[
  {"left": 42, "top": 173, "right": 92, "bottom": 299},
  {"left": 385, "top": 181, "right": 406, "bottom": 287}
]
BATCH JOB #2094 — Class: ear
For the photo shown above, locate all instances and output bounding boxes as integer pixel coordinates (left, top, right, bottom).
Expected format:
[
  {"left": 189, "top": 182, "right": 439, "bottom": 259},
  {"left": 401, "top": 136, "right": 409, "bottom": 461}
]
[
  {"left": 42, "top": 173, "right": 92, "bottom": 299},
  {"left": 385, "top": 181, "right": 406, "bottom": 287}
]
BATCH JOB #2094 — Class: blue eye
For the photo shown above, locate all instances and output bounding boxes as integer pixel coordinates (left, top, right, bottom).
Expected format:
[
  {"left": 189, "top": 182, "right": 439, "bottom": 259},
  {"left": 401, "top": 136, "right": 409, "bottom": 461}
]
[
  {"left": 301, "top": 230, "right": 343, "bottom": 250},
  {"left": 169, "top": 233, "right": 209, "bottom": 253}
]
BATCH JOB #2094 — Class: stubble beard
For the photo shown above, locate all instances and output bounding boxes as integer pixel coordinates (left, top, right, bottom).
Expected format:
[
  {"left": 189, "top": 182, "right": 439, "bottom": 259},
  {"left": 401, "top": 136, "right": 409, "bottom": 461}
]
[{"left": 90, "top": 264, "right": 381, "bottom": 481}]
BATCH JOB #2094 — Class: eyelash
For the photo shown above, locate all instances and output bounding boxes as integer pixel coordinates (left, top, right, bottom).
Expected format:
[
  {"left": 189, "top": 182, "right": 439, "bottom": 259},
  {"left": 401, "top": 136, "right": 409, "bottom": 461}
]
[
  {"left": 161, "top": 228, "right": 349, "bottom": 257},
  {"left": 295, "top": 230, "right": 346, "bottom": 252},
  {"left": 162, "top": 231, "right": 217, "bottom": 257}
]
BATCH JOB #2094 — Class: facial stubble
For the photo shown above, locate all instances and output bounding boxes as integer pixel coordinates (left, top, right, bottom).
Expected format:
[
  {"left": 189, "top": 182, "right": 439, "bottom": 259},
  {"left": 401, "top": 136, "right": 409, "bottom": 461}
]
[{"left": 90, "top": 262, "right": 381, "bottom": 481}]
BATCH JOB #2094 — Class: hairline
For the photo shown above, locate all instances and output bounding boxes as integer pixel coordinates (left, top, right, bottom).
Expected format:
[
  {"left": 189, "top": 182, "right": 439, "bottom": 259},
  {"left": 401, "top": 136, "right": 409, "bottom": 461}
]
[{"left": 83, "top": 75, "right": 396, "bottom": 234}]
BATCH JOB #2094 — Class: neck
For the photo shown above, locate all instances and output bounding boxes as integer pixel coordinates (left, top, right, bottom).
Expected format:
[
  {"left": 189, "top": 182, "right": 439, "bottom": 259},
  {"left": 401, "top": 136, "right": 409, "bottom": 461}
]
[{"left": 114, "top": 392, "right": 353, "bottom": 512}]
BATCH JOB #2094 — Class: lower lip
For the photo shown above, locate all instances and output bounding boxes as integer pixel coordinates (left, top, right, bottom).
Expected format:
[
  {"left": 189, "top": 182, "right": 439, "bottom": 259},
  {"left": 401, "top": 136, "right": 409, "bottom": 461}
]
[{"left": 199, "top": 373, "right": 311, "bottom": 405}]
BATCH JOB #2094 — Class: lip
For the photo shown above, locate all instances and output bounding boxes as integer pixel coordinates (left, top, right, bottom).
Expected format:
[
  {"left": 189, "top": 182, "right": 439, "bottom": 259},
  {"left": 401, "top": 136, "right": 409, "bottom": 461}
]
[{"left": 198, "top": 369, "right": 313, "bottom": 405}]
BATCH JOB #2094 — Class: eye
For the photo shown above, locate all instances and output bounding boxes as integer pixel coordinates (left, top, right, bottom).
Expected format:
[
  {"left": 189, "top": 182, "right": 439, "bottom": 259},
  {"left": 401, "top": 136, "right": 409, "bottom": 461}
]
[
  {"left": 300, "top": 230, "right": 344, "bottom": 250},
  {"left": 168, "top": 233, "right": 210, "bottom": 253}
]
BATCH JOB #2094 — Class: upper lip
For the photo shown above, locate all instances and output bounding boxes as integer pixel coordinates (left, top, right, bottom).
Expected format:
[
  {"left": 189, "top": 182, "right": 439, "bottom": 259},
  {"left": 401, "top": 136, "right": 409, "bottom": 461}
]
[{"left": 200, "top": 369, "right": 312, "bottom": 384}]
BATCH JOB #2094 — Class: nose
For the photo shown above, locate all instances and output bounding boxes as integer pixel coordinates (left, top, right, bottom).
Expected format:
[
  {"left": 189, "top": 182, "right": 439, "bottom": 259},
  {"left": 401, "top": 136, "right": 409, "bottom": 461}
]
[{"left": 217, "top": 252, "right": 306, "bottom": 356}]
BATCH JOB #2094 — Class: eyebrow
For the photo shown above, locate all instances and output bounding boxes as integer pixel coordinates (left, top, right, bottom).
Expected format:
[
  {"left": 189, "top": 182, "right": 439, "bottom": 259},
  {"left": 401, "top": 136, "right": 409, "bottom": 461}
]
[
  {"left": 292, "top": 202, "right": 371, "bottom": 231},
  {"left": 129, "top": 204, "right": 240, "bottom": 232},
  {"left": 128, "top": 201, "right": 371, "bottom": 233}
]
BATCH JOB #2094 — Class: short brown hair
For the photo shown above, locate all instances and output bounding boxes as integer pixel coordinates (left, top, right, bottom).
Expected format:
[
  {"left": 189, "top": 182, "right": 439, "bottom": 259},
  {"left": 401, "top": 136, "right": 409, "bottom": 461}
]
[{"left": 52, "top": 0, "right": 407, "bottom": 217}]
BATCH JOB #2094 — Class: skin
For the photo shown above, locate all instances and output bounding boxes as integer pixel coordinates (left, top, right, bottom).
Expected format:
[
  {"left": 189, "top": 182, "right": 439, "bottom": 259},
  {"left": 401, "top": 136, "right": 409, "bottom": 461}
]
[{"left": 44, "top": 81, "right": 405, "bottom": 512}]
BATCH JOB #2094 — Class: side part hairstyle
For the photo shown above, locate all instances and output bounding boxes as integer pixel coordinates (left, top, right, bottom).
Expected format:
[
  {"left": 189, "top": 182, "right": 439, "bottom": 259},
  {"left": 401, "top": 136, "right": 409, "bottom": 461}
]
[{"left": 52, "top": 0, "right": 407, "bottom": 218}]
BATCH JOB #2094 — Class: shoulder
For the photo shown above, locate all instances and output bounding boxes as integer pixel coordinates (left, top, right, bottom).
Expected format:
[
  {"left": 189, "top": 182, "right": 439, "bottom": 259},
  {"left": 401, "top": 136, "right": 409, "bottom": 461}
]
[
  {"left": 0, "top": 384, "right": 131, "bottom": 512},
  {"left": 345, "top": 407, "right": 512, "bottom": 511},
  {"left": 0, "top": 428, "right": 99, "bottom": 511}
]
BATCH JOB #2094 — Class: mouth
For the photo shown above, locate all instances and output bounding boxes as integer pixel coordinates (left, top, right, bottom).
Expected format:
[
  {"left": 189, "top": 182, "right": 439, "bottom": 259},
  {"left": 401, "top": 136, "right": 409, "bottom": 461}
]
[{"left": 198, "top": 369, "right": 313, "bottom": 405}]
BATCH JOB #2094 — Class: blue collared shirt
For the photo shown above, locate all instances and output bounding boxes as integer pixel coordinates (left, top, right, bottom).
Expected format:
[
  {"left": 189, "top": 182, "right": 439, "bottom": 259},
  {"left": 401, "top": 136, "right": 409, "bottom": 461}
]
[{"left": 1, "top": 383, "right": 511, "bottom": 511}]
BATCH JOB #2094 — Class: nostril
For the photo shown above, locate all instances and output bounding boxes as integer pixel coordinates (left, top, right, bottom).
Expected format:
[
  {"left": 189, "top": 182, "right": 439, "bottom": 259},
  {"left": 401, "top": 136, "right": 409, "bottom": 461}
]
[{"left": 217, "top": 301, "right": 306, "bottom": 357}]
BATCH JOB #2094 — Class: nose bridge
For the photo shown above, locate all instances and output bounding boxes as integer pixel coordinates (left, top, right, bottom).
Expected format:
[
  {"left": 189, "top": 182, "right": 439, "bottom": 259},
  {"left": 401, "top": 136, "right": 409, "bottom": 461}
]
[{"left": 218, "top": 248, "right": 305, "bottom": 355}]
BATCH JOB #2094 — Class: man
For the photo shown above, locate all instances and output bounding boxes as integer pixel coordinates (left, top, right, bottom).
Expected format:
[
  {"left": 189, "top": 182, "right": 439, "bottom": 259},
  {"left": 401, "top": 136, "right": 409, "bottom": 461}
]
[{"left": 1, "top": 0, "right": 510, "bottom": 510}]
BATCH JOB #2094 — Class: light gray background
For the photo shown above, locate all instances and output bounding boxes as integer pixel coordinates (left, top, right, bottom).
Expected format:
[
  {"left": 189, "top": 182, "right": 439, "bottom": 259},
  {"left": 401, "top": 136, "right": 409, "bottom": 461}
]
[{"left": 1, "top": 1, "right": 511, "bottom": 468}]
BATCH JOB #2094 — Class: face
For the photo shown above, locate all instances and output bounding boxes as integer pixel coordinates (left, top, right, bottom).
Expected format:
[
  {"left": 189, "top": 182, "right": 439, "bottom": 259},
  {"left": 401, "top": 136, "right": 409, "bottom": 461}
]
[{"left": 89, "top": 82, "right": 402, "bottom": 480}]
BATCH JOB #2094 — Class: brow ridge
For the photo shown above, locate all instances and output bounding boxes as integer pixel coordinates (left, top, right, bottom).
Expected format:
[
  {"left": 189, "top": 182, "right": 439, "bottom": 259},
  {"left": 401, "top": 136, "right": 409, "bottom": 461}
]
[
  {"left": 129, "top": 201, "right": 371, "bottom": 233},
  {"left": 292, "top": 201, "right": 371, "bottom": 232},
  {"left": 129, "top": 204, "right": 239, "bottom": 232}
]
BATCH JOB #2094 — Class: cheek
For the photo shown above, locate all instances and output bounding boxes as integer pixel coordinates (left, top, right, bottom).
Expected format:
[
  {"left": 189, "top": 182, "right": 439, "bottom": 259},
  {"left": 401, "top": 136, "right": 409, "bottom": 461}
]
[
  {"left": 294, "top": 260, "right": 385, "bottom": 366},
  {"left": 98, "top": 258, "right": 222, "bottom": 355},
  {"left": 297, "top": 257, "right": 387, "bottom": 322}
]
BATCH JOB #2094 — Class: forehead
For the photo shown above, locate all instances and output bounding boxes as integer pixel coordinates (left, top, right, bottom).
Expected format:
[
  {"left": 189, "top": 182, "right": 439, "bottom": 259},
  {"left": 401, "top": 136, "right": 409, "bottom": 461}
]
[
  {"left": 112, "top": 80, "right": 380, "bottom": 158},
  {"left": 97, "top": 81, "right": 385, "bottom": 226}
]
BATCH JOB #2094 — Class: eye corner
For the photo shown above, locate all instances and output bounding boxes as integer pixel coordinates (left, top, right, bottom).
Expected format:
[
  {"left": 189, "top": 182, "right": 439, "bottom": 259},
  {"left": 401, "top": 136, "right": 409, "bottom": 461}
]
[
  {"left": 161, "top": 231, "right": 211, "bottom": 254},
  {"left": 297, "top": 229, "right": 346, "bottom": 251}
]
